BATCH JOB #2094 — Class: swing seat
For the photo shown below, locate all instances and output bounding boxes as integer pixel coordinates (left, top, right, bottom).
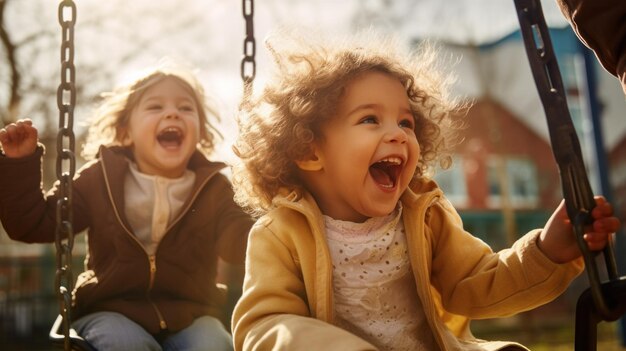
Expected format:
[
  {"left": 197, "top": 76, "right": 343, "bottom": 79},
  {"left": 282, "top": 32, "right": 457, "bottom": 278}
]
[
  {"left": 575, "top": 277, "right": 626, "bottom": 351},
  {"left": 49, "top": 314, "right": 97, "bottom": 351}
]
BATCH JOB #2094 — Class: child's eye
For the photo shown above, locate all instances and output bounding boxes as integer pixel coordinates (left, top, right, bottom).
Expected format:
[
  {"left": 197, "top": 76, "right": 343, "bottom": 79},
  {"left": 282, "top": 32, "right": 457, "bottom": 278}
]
[
  {"left": 180, "top": 105, "right": 195, "bottom": 112},
  {"left": 399, "top": 118, "right": 415, "bottom": 129},
  {"left": 359, "top": 115, "right": 378, "bottom": 124},
  {"left": 147, "top": 104, "right": 162, "bottom": 110}
]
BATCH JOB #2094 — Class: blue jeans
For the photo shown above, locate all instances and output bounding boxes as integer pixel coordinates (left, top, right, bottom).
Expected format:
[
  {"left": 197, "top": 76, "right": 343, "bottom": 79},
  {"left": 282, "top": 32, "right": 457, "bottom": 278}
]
[{"left": 72, "top": 311, "right": 233, "bottom": 351}]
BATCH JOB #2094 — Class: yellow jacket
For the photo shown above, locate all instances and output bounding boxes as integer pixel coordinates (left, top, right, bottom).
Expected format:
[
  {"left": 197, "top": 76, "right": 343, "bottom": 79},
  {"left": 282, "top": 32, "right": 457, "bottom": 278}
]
[{"left": 232, "top": 179, "right": 583, "bottom": 350}]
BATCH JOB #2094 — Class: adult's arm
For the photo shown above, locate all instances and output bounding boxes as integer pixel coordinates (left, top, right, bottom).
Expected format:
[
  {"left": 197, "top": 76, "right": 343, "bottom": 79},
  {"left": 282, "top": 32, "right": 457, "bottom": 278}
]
[{"left": 556, "top": 0, "right": 626, "bottom": 94}]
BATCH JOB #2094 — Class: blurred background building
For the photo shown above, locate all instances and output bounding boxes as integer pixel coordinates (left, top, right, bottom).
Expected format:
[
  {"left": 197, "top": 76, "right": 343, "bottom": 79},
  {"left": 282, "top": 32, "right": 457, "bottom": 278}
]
[{"left": 1, "top": 0, "right": 624, "bottom": 349}]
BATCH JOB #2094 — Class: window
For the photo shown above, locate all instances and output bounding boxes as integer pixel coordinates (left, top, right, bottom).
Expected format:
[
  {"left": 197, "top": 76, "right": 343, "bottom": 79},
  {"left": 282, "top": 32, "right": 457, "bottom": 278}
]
[
  {"left": 487, "top": 157, "right": 538, "bottom": 208},
  {"left": 560, "top": 53, "right": 587, "bottom": 144},
  {"left": 434, "top": 156, "right": 468, "bottom": 207}
]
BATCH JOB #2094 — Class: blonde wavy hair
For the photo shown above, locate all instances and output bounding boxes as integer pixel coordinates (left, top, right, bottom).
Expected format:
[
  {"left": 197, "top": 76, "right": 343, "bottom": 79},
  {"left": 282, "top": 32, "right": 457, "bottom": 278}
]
[
  {"left": 233, "top": 29, "right": 465, "bottom": 216},
  {"left": 82, "top": 62, "right": 221, "bottom": 160}
]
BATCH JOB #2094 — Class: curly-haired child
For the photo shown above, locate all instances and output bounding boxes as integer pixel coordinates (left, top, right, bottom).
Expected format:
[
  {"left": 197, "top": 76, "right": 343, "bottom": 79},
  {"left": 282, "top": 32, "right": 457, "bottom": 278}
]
[
  {"left": 229, "top": 30, "right": 621, "bottom": 351},
  {"left": 0, "top": 61, "right": 253, "bottom": 350}
]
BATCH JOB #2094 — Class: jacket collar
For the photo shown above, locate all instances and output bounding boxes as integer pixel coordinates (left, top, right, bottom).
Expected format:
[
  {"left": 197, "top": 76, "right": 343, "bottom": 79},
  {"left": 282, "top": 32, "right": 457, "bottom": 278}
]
[
  {"left": 401, "top": 178, "right": 443, "bottom": 208},
  {"left": 97, "top": 145, "right": 226, "bottom": 227},
  {"left": 98, "top": 145, "right": 226, "bottom": 183}
]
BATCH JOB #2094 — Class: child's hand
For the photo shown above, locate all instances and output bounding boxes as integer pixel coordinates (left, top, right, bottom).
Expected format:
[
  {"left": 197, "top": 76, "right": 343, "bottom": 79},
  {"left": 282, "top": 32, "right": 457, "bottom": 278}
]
[
  {"left": 0, "top": 119, "right": 39, "bottom": 158},
  {"left": 538, "top": 196, "right": 621, "bottom": 263}
]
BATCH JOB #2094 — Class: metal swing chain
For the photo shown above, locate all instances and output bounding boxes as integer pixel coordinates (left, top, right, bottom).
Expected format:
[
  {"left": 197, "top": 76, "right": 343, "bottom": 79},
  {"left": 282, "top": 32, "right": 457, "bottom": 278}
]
[
  {"left": 241, "top": 0, "right": 256, "bottom": 101},
  {"left": 56, "top": 1, "right": 77, "bottom": 350}
]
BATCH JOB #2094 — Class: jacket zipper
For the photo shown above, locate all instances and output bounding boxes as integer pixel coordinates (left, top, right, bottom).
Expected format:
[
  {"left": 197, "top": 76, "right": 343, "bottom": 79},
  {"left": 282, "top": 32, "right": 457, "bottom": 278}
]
[
  {"left": 147, "top": 175, "right": 215, "bottom": 329},
  {"left": 148, "top": 254, "right": 167, "bottom": 329},
  {"left": 101, "top": 161, "right": 169, "bottom": 330}
]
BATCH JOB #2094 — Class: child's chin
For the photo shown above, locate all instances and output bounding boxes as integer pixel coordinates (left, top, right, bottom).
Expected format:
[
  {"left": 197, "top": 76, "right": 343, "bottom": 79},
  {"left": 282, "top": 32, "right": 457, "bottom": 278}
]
[{"left": 364, "top": 206, "right": 397, "bottom": 219}]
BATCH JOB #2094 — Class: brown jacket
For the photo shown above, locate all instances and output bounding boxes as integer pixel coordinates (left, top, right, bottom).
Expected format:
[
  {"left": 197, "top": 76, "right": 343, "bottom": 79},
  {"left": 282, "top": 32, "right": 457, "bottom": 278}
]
[
  {"left": 0, "top": 145, "right": 253, "bottom": 334},
  {"left": 556, "top": 0, "right": 626, "bottom": 94}
]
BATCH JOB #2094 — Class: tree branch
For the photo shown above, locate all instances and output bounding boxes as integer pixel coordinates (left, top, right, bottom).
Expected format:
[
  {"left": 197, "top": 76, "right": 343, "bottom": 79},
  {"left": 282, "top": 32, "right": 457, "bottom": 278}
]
[{"left": 0, "top": 0, "right": 20, "bottom": 125}]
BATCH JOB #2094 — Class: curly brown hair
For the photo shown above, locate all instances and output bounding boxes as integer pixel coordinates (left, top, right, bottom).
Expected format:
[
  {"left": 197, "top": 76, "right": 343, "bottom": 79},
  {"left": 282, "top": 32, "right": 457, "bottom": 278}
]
[
  {"left": 233, "top": 30, "right": 465, "bottom": 216},
  {"left": 82, "top": 61, "right": 221, "bottom": 160}
]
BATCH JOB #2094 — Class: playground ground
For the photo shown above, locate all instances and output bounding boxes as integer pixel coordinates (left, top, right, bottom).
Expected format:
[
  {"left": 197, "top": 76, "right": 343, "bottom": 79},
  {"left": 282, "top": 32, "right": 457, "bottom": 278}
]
[{"left": 473, "top": 316, "right": 625, "bottom": 350}]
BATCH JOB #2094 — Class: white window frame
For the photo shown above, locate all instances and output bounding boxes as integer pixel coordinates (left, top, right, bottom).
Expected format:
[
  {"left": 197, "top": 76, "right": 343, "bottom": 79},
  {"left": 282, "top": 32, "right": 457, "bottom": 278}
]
[{"left": 486, "top": 156, "right": 539, "bottom": 208}]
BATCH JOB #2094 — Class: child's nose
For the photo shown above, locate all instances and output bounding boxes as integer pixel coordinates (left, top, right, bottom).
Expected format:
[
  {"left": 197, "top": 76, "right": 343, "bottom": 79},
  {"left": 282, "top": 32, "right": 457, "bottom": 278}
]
[
  {"left": 164, "top": 108, "right": 180, "bottom": 119},
  {"left": 384, "top": 124, "right": 407, "bottom": 143}
]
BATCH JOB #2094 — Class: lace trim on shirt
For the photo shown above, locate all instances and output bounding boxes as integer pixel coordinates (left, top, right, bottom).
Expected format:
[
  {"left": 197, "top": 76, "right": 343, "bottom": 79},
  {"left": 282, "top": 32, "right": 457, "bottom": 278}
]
[{"left": 324, "top": 203, "right": 403, "bottom": 243}]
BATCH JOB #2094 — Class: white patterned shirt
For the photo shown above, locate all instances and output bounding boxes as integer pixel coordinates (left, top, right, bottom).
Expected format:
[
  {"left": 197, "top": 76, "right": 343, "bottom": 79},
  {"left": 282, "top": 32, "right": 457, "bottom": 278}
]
[{"left": 324, "top": 204, "right": 439, "bottom": 350}]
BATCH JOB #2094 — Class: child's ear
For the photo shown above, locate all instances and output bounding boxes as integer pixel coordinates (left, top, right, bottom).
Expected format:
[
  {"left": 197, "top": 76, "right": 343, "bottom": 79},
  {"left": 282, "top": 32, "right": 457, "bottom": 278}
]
[
  {"left": 295, "top": 148, "right": 323, "bottom": 171},
  {"left": 118, "top": 129, "right": 133, "bottom": 146}
]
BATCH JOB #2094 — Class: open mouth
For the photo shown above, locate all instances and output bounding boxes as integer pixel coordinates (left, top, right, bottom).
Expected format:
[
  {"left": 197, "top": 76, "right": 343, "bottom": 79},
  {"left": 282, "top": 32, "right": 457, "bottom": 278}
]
[
  {"left": 369, "top": 157, "right": 403, "bottom": 189},
  {"left": 156, "top": 127, "right": 183, "bottom": 148}
]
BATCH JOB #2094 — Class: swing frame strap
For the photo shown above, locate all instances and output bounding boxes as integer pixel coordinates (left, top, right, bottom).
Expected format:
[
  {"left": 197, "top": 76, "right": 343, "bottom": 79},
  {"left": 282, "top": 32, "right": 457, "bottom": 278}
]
[{"left": 513, "top": 0, "right": 621, "bottom": 320}]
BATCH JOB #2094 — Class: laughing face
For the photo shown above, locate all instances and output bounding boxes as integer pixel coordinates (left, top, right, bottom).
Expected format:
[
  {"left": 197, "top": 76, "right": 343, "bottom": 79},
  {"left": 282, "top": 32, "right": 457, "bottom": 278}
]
[
  {"left": 298, "top": 71, "right": 420, "bottom": 222},
  {"left": 122, "top": 77, "right": 201, "bottom": 178}
]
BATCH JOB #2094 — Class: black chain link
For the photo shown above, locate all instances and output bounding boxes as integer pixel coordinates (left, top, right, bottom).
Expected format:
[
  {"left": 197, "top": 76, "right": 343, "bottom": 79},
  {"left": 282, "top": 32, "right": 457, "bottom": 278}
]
[
  {"left": 56, "top": 1, "right": 77, "bottom": 350},
  {"left": 241, "top": 0, "right": 256, "bottom": 101}
]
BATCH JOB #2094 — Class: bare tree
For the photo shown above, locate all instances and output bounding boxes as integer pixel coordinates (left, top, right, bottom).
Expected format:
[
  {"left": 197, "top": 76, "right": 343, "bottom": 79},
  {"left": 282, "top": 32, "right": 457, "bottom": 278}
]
[
  {"left": 0, "top": 0, "right": 21, "bottom": 124},
  {"left": 1, "top": 0, "right": 225, "bottom": 127},
  {"left": 0, "top": 0, "right": 231, "bottom": 187}
]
